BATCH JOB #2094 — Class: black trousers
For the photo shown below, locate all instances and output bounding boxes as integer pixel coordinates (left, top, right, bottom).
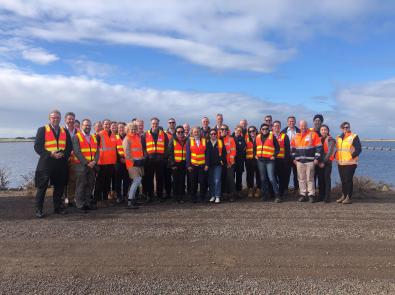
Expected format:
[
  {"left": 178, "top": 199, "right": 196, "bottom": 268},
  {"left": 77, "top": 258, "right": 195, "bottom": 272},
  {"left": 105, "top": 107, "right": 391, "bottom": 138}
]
[
  {"left": 172, "top": 164, "right": 186, "bottom": 201},
  {"left": 35, "top": 167, "right": 67, "bottom": 211},
  {"left": 234, "top": 160, "right": 244, "bottom": 191},
  {"left": 115, "top": 162, "right": 130, "bottom": 201},
  {"left": 164, "top": 165, "right": 173, "bottom": 197},
  {"left": 222, "top": 165, "right": 235, "bottom": 195},
  {"left": 94, "top": 164, "right": 115, "bottom": 202},
  {"left": 188, "top": 165, "right": 207, "bottom": 202},
  {"left": 285, "top": 161, "right": 299, "bottom": 190},
  {"left": 318, "top": 162, "right": 332, "bottom": 201},
  {"left": 275, "top": 158, "right": 289, "bottom": 196},
  {"left": 245, "top": 159, "right": 261, "bottom": 189},
  {"left": 145, "top": 159, "right": 165, "bottom": 198},
  {"left": 338, "top": 164, "right": 357, "bottom": 198}
]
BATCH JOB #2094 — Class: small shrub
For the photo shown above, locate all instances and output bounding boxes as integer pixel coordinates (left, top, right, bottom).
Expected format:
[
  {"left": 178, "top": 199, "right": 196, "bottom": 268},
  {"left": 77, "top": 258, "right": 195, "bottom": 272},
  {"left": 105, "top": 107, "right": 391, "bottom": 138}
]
[
  {"left": 0, "top": 167, "right": 10, "bottom": 190},
  {"left": 332, "top": 176, "right": 392, "bottom": 197},
  {"left": 21, "top": 172, "right": 35, "bottom": 190}
]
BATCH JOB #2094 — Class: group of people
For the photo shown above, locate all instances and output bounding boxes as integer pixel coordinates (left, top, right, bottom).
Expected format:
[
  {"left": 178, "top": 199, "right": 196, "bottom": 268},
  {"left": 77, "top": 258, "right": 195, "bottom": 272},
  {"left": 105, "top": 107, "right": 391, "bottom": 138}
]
[{"left": 33, "top": 110, "right": 361, "bottom": 218}]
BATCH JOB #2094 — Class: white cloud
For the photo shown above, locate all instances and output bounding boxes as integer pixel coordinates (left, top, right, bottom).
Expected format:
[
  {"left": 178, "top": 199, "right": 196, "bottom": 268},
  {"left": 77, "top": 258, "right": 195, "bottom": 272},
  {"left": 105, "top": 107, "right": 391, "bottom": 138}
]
[
  {"left": 0, "top": 64, "right": 393, "bottom": 138},
  {"left": 0, "top": 0, "right": 381, "bottom": 72},
  {"left": 21, "top": 47, "right": 58, "bottom": 64},
  {"left": 69, "top": 59, "right": 116, "bottom": 77}
]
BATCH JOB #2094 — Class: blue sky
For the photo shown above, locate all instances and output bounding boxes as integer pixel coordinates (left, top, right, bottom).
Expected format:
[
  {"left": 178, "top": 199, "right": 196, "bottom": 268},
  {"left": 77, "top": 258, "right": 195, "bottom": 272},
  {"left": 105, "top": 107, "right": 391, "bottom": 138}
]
[{"left": 0, "top": 0, "right": 395, "bottom": 137}]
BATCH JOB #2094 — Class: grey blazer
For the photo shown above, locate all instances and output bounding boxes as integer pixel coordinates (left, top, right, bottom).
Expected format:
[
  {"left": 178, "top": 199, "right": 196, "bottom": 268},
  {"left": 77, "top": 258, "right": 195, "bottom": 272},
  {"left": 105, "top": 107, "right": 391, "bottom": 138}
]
[{"left": 72, "top": 134, "right": 100, "bottom": 172}]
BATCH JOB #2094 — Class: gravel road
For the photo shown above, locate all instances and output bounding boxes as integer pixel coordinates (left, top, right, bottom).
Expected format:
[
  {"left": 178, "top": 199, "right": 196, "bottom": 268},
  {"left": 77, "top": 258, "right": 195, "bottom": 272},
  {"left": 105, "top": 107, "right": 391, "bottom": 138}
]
[{"left": 1, "top": 193, "right": 395, "bottom": 294}]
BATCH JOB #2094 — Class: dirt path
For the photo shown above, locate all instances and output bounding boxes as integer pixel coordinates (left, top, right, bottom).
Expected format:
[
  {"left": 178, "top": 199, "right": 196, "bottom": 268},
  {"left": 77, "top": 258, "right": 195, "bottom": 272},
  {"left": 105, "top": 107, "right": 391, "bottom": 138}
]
[{"left": 1, "top": 193, "right": 395, "bottom": 294}]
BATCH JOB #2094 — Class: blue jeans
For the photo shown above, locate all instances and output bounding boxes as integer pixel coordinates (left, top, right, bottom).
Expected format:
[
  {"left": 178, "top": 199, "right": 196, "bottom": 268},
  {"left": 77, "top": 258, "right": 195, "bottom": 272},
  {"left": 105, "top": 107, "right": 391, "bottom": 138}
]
[
  {"left": 257, "top": 159, "right": 279, "bottom": 196},
  {"left": 208, "top": 166, "right": 222, "bottom": 197}
]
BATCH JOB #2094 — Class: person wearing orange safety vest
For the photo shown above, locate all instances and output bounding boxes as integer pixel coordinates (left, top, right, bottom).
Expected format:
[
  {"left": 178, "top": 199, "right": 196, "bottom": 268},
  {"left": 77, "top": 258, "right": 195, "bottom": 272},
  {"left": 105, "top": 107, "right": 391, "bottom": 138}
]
[
  {"left": 219, "top": 124, "right": 237, "bottom": 202},
  {"left": 272, "top": 120, "right": 290, "bottom": 202},
  {"left": 291, "top": 120, "right": 322, "bottom": 203},
  {"left": 33, "top": 110, "right": 72, "bottom": 218},
  {"left": 94, "top": 119, "right": 118, "bottom": 208},
  {"left": 205, "top": 129, "right": 227, "bottom": 203},
  {"left": 168, "top": 125, "right": 187, "bottom": 203},
  {"left": 123, "top": 122, "right": 145, "bottom": 209},
  {"left": 114, "top": 122, "right": 130, "bottom": 204},
  {"left": 186, "top": 126, "right": 208, "bottom": 203},
  {"left": 72, "top": 119, "right": 100, "bottom": 211},
  {"left": 245, "top": 126, "right": 261, "bottom": 198},
  {"left": 164, "top": 118, "right": 176, "bottom": 199},
  {"left": 335, "top": 122, "right": 362, "bottom": 205},
  {"left": 141, "top": 117, "right": 169, "bottom": 202},
  {"left": 255, "top": 123, "right": 280, "bottom": 202},
  {"left": 317, "top": 124, "right": 336, "bottom": 203},
  {"left": 233, "top": 125, "right": 246, "bottom": 197}
]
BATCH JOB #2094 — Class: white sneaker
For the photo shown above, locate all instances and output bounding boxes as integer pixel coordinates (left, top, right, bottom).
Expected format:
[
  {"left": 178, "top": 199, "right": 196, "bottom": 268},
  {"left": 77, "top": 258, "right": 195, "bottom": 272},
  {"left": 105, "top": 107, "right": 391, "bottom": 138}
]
[
  {"left": 215, "top": 197, "right": 220, "bottom": 204},
  {"left": 209, "top": 197, "right": 215, "bottom": 202}
]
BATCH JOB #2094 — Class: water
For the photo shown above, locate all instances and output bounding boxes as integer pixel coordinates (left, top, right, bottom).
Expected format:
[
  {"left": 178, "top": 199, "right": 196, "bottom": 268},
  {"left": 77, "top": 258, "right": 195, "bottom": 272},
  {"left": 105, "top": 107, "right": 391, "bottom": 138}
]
[{"left": 0, "top": 141, "right": 394, "bottom": 188}]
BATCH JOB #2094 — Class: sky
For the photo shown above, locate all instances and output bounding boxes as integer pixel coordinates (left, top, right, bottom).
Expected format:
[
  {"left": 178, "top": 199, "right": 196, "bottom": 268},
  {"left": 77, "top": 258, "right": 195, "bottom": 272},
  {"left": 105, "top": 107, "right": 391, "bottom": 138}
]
[{"left": 0, "top": 0, "right": 394, "bottom": 138}]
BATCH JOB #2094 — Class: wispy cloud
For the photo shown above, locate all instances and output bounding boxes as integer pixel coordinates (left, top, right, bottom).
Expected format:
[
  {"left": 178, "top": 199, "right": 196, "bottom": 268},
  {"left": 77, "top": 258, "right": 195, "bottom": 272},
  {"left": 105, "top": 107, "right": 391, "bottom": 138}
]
[
  {"left": 69, "top": 58, "right": 116, "bottom": 78},
  {"left": 21, "top": 47, "right": 58, "bottom": 64},
  {"left": 0, "top": 0, "right": 383, "bottom": 72}
]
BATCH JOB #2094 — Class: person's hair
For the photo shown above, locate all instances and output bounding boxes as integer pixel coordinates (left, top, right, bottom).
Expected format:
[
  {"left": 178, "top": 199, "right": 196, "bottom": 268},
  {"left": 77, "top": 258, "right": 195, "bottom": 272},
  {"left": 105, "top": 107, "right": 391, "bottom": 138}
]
[
  {"left": 216, "top": 113, "right": 223, "bottom": 118},
  {"left": 202, "top": 116, "right": 209, "bottom": 121},
  {"left": 260, "top": 123, "right": 269, "bottom": 129},
  {"left": 65, "top": 112, "right": 75, "bottom": 118},
  {"left": 235, "top": 125, "right": 243, "bottom": 131},
  {"left": 49, "top": 109, "right": 61, "bottom": 117},
  {"left": 131, "top": 118, "right": 137, "bottom": 122},
  {"left": 118, "top": 122, "right": 126, "bottom": 126},
  {"left": 248, "top": 126, "right": 257, "bottom": 132},
  {"left": 94, "top": 121, "right": 101, "bottom": 126},
  {"left": 102, "top": 119, "right": 111, "bottom": 124},
  {"left": 340, "top": 121, "right": 350, "bottom": 129},
  {"left": 221, "top": 124, "right": 229, "bottom": 130},
  {"left": 264, "top": 115, "right": 272, "bottom": 120},
  {"left": 151, "top": 117, "right": 159, "bottom": 122},
  {"left": 175, "top": 125, "right": 184, "bottom": 132},
  {"left": 75, "top": 119, "right": 80, "bottom": 125},
  {"left": 273, "top": 120, "right": 281, "bottom": 126},
  {"left": 168, "top": 117, "right": 176, "bottom": 122},
  {"left": 81, "top": 119, "right": 91, "bottom": 125},
  {"left": 126, "top": 122, "right": 138, "bottom": 133},
  {"left": 191, "top": 126, "right": 201, "bottom": 135},
  {"left": 321, "top": 124, "right": 330, "bottom": 133},
  {"left": 111, "top": 121, "right": 117, "bottom": 125},
  {"left": 287, "top": 116, "right": 296, "bottom": 121}
]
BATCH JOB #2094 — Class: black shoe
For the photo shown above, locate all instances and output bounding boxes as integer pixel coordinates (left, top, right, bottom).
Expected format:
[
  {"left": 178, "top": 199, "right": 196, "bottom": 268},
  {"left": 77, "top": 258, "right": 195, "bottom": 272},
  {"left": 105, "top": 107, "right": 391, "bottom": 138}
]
[
  {"left": 54, "top": 208, "right": 67, "bottom": 215},
  {"left": 127, "top": 200, "right": 139, "bottom": 209},
  {"left": 309, "top": 196, "right": 316, "bottom": 203},
  {"left": 178, "top": 200, "right": 185, "bottom": 204},
  {"left": 68, "top": 202, "right": 75, "bottom": 208},
  {"left": 78, "top": 207, "right": 89, "bottom": 213},
  {"left": 298, "top": 195, "right": 308, "bottom": 202},
  {"left": 116, "top": 198, "right": 124, "bottom": 204},
  {"left": 35, "top": 210, "right": 44, "bottom": 218},
  {"left": 229, "top": 196, "right": 235, "bottom": 202}
]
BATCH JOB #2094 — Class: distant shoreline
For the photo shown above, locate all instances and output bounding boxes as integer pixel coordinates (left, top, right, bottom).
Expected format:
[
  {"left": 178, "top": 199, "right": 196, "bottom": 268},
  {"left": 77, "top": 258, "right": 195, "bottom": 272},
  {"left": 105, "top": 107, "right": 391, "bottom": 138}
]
[
  {"left": 362, "top": 139, "right": 395, "bottom": 142},
  {"left": 0, "top": 139, "right": 34, "bottom": 143}
]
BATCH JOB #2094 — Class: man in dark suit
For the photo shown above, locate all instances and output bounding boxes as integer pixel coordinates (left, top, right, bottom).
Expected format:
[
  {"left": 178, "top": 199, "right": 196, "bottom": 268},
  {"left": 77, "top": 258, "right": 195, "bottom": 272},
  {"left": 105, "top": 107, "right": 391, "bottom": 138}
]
[{"left": 34, "top": 110, "right": 72, "bottom": 218}]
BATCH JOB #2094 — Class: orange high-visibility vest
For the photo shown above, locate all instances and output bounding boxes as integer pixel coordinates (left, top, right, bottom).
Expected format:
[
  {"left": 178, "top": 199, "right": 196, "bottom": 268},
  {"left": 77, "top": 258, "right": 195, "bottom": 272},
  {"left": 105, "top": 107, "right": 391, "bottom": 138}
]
[
  {"left": 165, "top": 131, "right": 173, "bottom": 141},
  {"left": 323, "top": 136, "right": 335, "bottom": 161},
  {"left": 145, "top": 130, "right": 165, "bottom": 155},
  {"left": 72, "top": 132, "right": 98, "bottom": 163},
  {"left": 173, "top": 139, "right": 187, "bottom": 162},
  {"left": 245, "top": 136, "right": 254, "bottom": 159},
  {"left": 190, "top": 137, "right": 206, "bottom": 166},
  {"left": 223, "top": 136, "right": 236, "bottom": 165},
  {"left": 275, "top": 133, "right": 286, "bottom": 159},
  {"left": 115, "top": 134, "right": 125, "bottom": 157},
  {"left": 256, "top": 133, "right": 275, "bottom": 159},
  {"left": 98, "top": 130, "right": 117, "bottom": 165},
  {"left": 336, "top": 133, "right": 358, "bottom": 165},
  {"left": 44, "top": 125, "right": 66, "bottom": 152},
  {"left": 125, "top": 133, "right": 144, "bottom": 169}
]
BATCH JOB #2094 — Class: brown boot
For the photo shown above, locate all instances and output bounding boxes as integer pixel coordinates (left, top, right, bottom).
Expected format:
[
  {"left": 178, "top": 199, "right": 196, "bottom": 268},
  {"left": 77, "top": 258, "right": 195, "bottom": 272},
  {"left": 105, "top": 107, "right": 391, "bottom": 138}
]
[
  {"left": 247, "top": 188, "right": 253, "bottom": 198},
  {"left": 342, "top": 195, "right": 352, "bottom": 204},
  {"left": 254, "top": 188, "right": 261, "bottom": 198},
  {"left": 336, "top": 194, "right": 346, "bottom": 203}
]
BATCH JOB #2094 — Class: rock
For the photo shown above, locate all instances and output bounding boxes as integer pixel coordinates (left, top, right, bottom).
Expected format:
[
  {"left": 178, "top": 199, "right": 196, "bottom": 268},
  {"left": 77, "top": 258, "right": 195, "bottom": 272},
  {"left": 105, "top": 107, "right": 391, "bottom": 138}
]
[{"left": 381, "top": 185, "right": 390, "bottom": 192}]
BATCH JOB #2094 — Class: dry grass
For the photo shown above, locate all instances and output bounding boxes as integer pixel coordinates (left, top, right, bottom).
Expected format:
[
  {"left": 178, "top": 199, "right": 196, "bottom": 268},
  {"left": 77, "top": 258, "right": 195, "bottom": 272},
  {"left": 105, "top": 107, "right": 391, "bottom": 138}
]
[{"left": 332, "top": 176, "right": 392, "bottom": 197}]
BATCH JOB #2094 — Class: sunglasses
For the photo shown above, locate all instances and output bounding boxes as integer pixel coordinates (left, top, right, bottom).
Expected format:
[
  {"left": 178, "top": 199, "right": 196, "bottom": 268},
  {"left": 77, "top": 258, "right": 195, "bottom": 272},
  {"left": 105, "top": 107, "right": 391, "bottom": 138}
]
[
  {"left": 261, "top": 128, "right": 269, "bottom": 131},
  {"left": 168, "top": 122, "right": 175, "bottom": 124},
  {"left": 210, "top": 133, "right": 217, "bottom": 136},
  {"left": 248, "top": 130, "right": 256, "bottom": 133},
  {"left": 220, "top": 128, "right": 227, "bottom": 131},
  {"left": 176, "top": 131, "right": 183, "bottom": 134},
  {"left": 343, "top": 126, "right": 350, "bottom": 129}
]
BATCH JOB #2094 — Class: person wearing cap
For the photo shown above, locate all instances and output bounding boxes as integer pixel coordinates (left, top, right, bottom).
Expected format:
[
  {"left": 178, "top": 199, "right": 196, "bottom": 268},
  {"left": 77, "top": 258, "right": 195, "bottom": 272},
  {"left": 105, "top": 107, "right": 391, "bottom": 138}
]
[
  {"left": 245, "top": 126, "right": 261, "bottom": 198},
  {"left": 335, "top": 122, "right": 362, "bottom": 204},
  {"left": 220, "top": 124, "right": 237, "bottom": 202},
  {"left": 317, "top": 124, "right": 336, "bottom": 203},
  {"left": 282, "top": 116, "right": 300, "bottom": 193},
  {"left": 312, "top": 114, "right": 324, "bottom": 137}
]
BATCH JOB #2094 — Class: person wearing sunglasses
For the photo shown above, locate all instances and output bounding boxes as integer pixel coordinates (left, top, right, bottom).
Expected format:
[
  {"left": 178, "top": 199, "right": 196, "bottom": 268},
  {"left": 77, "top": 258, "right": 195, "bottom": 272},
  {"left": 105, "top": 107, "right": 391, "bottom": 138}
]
[
  {"left": 233, "top": 125, "right": 246, "bottom": 196},
  {"left": 164, "top": 118, "right": 177, "bottom": 200},
  {"left": 220, "top": 124, "right": 237, "bottom": 202},
  {"left": 255, "top": 123, "right": 280, "bottom": 201},
  {"left": 168, "top": 126, "right": 187, "bottom": 203},
  {"left": 200, "top": 117, "right": 211, "bottom": 139},
  {"left": 245, "top": 126, "right": 261, "bottom": 198},
  {"left": 186, "top": 126, "right": 208, "bottom": 203},
  {"left": 317, "top": 124, "right": 335, "bottom": 203},
  {"left": 335, "top": 122, "right": 362, "bottom": 204},
  {"left": 206, "top": 130, "right": 227, "bottom": 203}
]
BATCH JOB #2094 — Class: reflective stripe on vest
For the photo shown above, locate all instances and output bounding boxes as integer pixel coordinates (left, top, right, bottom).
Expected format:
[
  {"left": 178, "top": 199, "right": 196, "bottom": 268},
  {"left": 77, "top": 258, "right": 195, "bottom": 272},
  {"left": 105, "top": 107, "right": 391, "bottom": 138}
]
[
  {"left": 98, "top": 130, "right": 117, "bottom": 165},
  {"left": 276, "top": 133, "right": 286, "bottom": 158},
  {"left": 256, "top": 133, "right": 275, "bottom": 158},
  {"left": 145, "top": 130, "right": 165, "bottom": 154},
  {"left": 125, "top": 133, "right": 144, "bottom": 169},
  {"left": 73, "top": 132, "right": 97, "bottom": 163},
  {"left": 223, "top": 136, "right": 236, "bottom": 164},
  {"left": 245, "top": 137, "right": 254, "bottom": 159},
  {"left": 44, "top": 125, "right": 66, "bottom": 152},
  {"left": 115, "top": 134, "right": 125, "bottom": 157},
  {"left": 190, "top": 137, "right": 206, "bottom": 166},
  {"left": 173, "top": 139, "right": 187, "bottom": 162},
  {"left": 336, "top": 133, "right": 358, "bottom": 165}
]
